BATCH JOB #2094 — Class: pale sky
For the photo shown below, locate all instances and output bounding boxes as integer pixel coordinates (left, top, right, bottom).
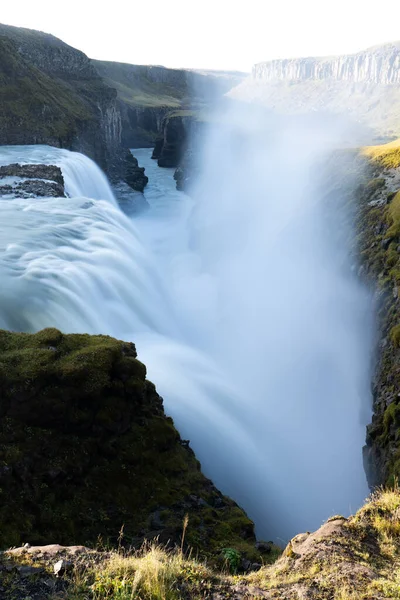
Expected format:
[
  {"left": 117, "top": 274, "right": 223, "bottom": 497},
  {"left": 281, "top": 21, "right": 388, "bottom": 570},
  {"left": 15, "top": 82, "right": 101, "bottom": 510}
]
[{"left": 2, "top": 0, "right": 400, "bottom": 72}]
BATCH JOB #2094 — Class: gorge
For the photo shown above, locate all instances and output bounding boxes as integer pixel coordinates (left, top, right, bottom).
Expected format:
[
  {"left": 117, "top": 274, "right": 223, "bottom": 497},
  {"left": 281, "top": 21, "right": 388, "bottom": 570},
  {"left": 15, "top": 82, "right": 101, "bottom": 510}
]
[
  {"left": 3, "top": 18, "right": 400, "bottom": 600},
  {"left": 0, "top": 113, "right": 374, "bottom": 544}
]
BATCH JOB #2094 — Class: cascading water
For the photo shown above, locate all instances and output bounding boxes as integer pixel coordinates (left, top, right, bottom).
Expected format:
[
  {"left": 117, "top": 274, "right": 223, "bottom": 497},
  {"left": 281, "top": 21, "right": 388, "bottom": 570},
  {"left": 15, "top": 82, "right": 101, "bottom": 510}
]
[{"left": 0, "top": 113, "right": 374, "bottom": 543}]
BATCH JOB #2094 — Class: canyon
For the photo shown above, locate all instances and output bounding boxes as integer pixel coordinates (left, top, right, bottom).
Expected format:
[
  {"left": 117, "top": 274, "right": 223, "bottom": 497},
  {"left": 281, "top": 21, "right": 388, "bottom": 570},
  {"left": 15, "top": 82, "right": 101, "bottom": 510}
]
[{"left": 2, "top": 21, "right": 400, "bottom": 599}]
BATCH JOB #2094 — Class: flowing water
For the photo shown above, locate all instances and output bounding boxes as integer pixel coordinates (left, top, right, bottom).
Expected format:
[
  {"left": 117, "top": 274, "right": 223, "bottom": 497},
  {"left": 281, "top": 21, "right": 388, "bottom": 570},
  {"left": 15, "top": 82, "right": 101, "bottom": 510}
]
[{"left": 0, "top": 130, "right": 373, "bottom": 542}]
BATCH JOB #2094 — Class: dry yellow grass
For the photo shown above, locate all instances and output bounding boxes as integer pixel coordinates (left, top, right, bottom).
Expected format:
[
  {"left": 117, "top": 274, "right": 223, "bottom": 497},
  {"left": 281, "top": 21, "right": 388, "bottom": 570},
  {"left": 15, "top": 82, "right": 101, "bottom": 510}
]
[{"left": 362, "top": 138, "right": 400, "bottom": 169}]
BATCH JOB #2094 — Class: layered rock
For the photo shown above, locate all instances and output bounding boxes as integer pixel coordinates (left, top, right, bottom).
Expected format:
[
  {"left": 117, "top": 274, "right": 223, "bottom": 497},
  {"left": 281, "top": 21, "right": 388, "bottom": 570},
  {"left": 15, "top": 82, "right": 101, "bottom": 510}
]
[
  {"left": 93, "top": 59, "right": 246, "bottom": 148},
  {"left": 253, "top": 42, "right": 400, "bottom": 84},
  {"left": 229, "top": 42, "right": 400, "bottom": 139},
  {"left": 0, "top": 327, "right": 256, "bottom": 555}
]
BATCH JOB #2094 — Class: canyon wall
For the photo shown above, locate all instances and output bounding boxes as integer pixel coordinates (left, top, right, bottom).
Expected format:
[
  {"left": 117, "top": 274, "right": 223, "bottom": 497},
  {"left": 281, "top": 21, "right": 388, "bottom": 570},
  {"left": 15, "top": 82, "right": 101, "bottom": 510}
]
[
  {"left": 0, "top": 24, "right": 124, "bottom": 177},
  {"left": 253, "top": 42, "right": 400, "bottom": 84},
  {"left": 230, "top": 42, "right": 400, "bottom": 139}
]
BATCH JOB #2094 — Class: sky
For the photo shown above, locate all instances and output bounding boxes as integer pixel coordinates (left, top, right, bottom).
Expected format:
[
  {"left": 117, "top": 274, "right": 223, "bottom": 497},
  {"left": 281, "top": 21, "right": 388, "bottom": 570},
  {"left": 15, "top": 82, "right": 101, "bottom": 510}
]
[{"left": 2, "top": 0, "right": 400, "bottom": 72}]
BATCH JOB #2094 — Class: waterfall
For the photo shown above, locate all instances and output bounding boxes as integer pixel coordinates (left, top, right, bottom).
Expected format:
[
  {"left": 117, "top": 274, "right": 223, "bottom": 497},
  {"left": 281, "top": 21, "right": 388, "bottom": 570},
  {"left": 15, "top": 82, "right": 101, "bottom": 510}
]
[
  {"left": 0, "top": 144, "right": 116, "bottom": 203},
  {"left": 0, "top": 127, "right": 374, "bottom": 543}
]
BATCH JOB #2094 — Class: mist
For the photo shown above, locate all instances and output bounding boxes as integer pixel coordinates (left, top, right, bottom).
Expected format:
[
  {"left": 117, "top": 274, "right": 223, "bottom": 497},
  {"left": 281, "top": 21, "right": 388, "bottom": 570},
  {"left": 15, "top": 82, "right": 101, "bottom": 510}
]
[
  {"left": 0, "top": 104, "right": 375, "bottom": 543},
  {"left": 134, "top": 102, "right": 375, "bottom": 542}
]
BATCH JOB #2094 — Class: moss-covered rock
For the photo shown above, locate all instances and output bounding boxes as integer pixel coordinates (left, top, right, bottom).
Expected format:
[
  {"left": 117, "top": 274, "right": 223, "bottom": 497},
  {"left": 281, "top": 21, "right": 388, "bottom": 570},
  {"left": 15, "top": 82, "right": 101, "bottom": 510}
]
[
  {"left": 0, "top": 328, "right": 256, "bottom": 558},
  {"left": 357, "top": 149, "right": 400, "bottom": 487}
]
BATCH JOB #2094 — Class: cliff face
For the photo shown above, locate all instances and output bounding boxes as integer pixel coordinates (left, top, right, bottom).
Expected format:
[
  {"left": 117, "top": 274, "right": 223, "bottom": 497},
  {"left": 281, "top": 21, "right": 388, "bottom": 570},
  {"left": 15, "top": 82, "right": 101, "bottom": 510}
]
[
  {"left": 93, "top": 59, "right": 246, "bottom": 147},
  {"left": 0, "top": 24, "right": 123, "bottom": 175},
  {"left": 356, "top": 141, "right": 400, "bottom": 487},
  {"left": 230, "top": 42, "right": 400, "bottom": 139},
  {"left": 0, "top": 327, "right": 256, "bottom": 556},
  {"left": 0, "top": 24, "right": 152, "bottom": 191},
  {"left": 253, "top": 42, "right": 400, "bottom": 84}
]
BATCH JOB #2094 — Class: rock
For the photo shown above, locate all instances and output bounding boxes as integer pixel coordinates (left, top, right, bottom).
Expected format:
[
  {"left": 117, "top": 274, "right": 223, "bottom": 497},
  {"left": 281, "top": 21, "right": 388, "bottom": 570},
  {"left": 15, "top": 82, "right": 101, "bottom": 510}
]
[
  {"left": 0, "top": 164, "right": 66, "bottom": 198},
  {"left": 0, "top": 179, "right": 65, "bottom": 198},
  {"left": 241, "top": 558, "right": 251, "bottom": 571},
  {"left": 53, "top": 559, "right": 73, "bottom": 576},
  {"left": 255, "top": 541, "right": 272, "bottom": 553},
  {"left": 253, "top": 43, "right": 400, "bottom": 85},
  {"left": 0, "top": 329, "right": 256, "bottom": 558},
  {"left": 381, "top": 237, "right": 393, "bottom": 250},
  {"left": 157, "top": 115, "right": 187, "bottom": 168},
  {"left": 17, "top": 565, "right": 44, "bottom": 577},
  {"left": 0, "top": 24, "right": 123, "bottom": 179},
  {"left": 152, "top": 138, "right": 164, "bottom": 159},
  {"left": 0, "top": 164, "right": 64, "bottom": 185},
  {"left": 123, "top": 151, "right": 148, "bottom": 192}
]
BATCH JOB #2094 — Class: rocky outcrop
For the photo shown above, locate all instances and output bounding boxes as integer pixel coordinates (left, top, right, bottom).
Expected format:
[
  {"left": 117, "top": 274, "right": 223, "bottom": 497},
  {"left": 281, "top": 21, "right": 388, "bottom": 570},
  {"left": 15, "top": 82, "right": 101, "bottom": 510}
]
[
  {"left": 155, "top": 112, "right": 205, "bottom": 172},
  {"left": 0, "top": 163, "right": 65, "bottom": 198},
  {"left": 0, "top": 328, "right": 255, "bottom": 555},
  {"left": 174, "top": 148, "right": 198, "bottom": 191},
  {"left": 355, "top": 142, "right": 400, "bottom": 486},
  {"left": 2, "top": 488, "right": 400, "bottom": 599},
  {"left": 0, "top": 164, "right": 64, "bottom": 184},
  {"left": 253, "top": 42, "right": 400, "bottom": 84},
  {"left": 123, "top": 151, "right": 148, "bottom": 192},
  {"left": 156, "top": 115, "right": 188, "bottom": 168}
]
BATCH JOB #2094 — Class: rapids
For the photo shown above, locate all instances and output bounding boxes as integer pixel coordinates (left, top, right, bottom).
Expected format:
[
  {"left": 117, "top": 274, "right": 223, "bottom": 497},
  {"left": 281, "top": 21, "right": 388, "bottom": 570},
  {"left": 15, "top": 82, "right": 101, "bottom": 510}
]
[{"left": 0, "top": 136, "right": 373, "bottom": 543}]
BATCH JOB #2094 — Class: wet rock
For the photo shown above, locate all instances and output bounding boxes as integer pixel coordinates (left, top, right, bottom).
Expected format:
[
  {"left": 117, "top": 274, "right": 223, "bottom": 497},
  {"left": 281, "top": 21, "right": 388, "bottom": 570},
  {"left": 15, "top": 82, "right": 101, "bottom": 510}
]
[
  {"left": 123, "top": 151, "right": 148, "bottom": 192},
  {"left": 0, "top": 163, "right": 64, "bottom": 185},
  {"left": 0, "top": 164, "right": 66, "bottom": 198},
  {"left": 152, "top": 138, "right": 164, "bottom": 160},
  {"left": 157, "top": 116, "right": 187, "bottom": 168}
]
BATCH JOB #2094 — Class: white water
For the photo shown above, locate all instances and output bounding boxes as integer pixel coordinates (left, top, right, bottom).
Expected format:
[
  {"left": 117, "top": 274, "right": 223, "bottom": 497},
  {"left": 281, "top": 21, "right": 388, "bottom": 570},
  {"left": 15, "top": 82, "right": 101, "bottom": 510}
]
[{"left": 0, "top": 128, "right": 373, "bottom": 543}]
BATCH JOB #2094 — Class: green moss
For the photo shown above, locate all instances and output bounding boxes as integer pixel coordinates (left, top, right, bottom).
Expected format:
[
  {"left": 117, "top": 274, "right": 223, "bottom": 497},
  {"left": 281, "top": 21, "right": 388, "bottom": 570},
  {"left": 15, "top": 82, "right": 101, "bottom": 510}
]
[
  {"left": 0, "top": 328, "right": 257, "bottom": 561},
  {"left": 357, "top": 158, "right": 400, "bottom": 486}
]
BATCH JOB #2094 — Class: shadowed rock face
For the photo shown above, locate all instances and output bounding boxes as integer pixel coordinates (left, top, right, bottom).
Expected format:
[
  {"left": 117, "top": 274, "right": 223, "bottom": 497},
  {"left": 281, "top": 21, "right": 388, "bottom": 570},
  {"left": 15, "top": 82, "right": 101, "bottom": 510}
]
[
  {"left": 0, "top": 328, "right": 256, "bottom": 556},
  {"left": 124, "top": 151, "right": 149, "bottom": 192}
]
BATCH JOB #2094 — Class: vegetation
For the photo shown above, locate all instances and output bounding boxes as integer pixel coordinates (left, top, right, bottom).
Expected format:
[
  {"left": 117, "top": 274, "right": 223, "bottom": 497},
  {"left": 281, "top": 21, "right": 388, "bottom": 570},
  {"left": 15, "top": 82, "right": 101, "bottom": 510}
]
[
  {"left": 357, "top": 145, "right": 400, "bottom": 486},
  {"left": 93, "top": 61, "right": 188, "bottom": 109},
  {"left": 362, "top": 138, "right": 400, "bottom": 170},
  {"left": 0, "top": 36, "right": 91, "bottom": 143},
  {"left": 3, "top": 488, "right": 400, "bottom": 599},
  {"left": 0, "top": 328, "right": 258, "bottom": 559}
]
